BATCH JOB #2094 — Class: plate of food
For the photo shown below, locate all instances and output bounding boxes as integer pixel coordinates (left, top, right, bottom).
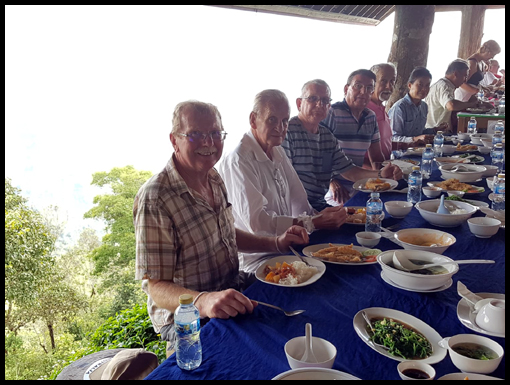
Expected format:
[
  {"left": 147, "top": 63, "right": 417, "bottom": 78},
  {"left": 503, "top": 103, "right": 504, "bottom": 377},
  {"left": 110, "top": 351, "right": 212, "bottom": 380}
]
[
  {"left": 456, "top": 292, "right": 505, "bottom": 338},
  {"left": 452, "top": 154, "right": 485, "bottom": 163},
  {"left": 344, "top": 206, "right": 385, "bottom": 225},
  {"left": 353, "top": 178, "right": 398, "bottom": 193},
  {"left": 454, "top": 143, "right": 480, "bottom": 153},
  {"left": 428, "top": 179, "right": 485, "bottom": 195},
  {"left": 353, "top": 307, "right": 447, "bottom": 364},
  {"left": 382, "top": 159, "right": 420, "bottom": 171},
  {"left": 404, "top": 147, "right": 426, "bottom": 156},
  {"left": 302, "top": 243, "right": 381, "bottom": 265},
  {"left": 465, "top": 107, "right": 492, "bottom": 113},
  {"left": 444, "top": 195, "right": 489, "bottom": 208},
  {"left": 255, "top": 255, "right": 325, "bottom": 287}
]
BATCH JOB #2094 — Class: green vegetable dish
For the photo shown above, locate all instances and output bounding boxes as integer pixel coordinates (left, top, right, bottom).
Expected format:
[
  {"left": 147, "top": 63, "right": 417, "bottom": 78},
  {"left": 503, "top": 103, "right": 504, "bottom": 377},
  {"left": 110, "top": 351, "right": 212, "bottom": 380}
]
[{"left": 369, "top": 318, "right": 432, "bottom": 359}]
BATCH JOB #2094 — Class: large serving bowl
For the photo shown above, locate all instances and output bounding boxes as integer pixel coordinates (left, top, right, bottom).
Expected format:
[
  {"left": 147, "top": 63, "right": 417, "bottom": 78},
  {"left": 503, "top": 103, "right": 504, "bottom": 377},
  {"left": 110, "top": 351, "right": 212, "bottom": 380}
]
[
  {"left": 439, "top": 164, "right": 487, "bottom": 183},
  {"left": 415, "top": 200, "right": 477, "bottom": 227},
  {"left": 441, "top": 144, "right": 457, "bottom": 155},
  {"left": 470, "top": 133, "right": 493, "bottom": 145},
  {"left": 377, "top": 249, "right": 459, "bottom": 290},
  {"left": 478, "top": 146, "right": 491, "bottom": 154},
  {"left": 481, "top": 138, "right": 493, "bottom": 148},
  {"left": 434, "top": 157, "right": 468, "bottom": 167},
  {"left": 438, "top": 334, "right": 504, "bottom": 374},
  {"left": 394, "top": 228, "right": 456, "bottom": 255},
  {"left": 482, "top": 165, "right": 499, "bottom": 177}
]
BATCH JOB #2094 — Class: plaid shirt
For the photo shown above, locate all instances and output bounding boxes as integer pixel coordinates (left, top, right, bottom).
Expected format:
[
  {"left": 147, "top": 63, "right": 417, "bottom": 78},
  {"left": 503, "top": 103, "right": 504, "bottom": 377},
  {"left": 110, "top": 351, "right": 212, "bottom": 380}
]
[{"left": 134, "top": 155, "right": 240, "bottom": 333}]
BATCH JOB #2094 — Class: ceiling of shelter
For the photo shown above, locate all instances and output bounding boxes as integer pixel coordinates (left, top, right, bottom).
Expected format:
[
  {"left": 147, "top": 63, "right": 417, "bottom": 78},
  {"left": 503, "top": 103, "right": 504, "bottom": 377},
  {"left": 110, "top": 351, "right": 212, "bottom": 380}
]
[{"left": 208, "top": 5, "right": 505, "bottom": 26}]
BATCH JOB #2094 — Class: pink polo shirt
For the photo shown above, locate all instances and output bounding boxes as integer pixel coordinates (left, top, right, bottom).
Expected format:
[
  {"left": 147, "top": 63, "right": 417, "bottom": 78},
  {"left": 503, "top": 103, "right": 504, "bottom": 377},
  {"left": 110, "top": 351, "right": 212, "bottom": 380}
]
[{"left": 364, "top": 100, "right": 392, "bottom": 168}]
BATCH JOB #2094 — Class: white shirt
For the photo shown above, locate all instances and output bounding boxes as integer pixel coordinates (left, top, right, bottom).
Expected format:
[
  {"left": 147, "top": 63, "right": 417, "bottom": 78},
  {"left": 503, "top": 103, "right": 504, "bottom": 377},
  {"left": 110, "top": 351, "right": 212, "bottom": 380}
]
[
  {"left": 480, "top": 71, "right": 497, "bottom": 87},
  {"left": 217, "top": 130, "right": 315, "bottom": 273},
  {"left": 425, "top": 77, "right": 456, "bottom": 128}
]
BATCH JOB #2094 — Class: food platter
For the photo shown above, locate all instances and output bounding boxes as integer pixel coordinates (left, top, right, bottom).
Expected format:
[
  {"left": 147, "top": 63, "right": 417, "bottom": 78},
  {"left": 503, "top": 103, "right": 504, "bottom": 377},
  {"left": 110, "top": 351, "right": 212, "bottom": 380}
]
[
  {"left": 427, "top": 181, "right": 485, "bottom": 195},
  {"left": 302, "top": 243, "right": 378, "bottom": 265},
  {"left": 456, "top": 292, "right": 505, "bottom": 338},
  {"left": 344, "top": 206, "right": 385, "bottom": 225},
  {"left": 452, "top": 154, "right": 485, "bottom": 163},
  {"left": 353, "top": 307, "right": 447, "bottom": 364},
  {"left": 255, "top": 255, "right": 325, "bottom": 288},
  {"left": 353, "top": 178, "right": 398, "bottom": 193}
]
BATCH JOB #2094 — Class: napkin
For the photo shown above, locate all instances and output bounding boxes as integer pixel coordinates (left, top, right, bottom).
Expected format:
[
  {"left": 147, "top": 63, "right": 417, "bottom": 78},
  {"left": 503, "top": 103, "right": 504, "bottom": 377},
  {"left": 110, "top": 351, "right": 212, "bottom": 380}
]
[{"left": 457, "top": 281, "right": 483, "bottom": 306}]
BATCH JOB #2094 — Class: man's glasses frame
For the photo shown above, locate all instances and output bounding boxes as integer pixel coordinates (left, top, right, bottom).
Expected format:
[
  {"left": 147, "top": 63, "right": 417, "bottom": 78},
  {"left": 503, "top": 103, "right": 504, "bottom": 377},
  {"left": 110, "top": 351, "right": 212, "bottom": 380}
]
[
  {"left": 175, "top": 130, "right": 228, "bottom": 142},
  {"left": 301, "top": 95, "right": 332, "bottom": 106},
  {"left": 350, "top": 83, "right": 375, "bottom": 93}
]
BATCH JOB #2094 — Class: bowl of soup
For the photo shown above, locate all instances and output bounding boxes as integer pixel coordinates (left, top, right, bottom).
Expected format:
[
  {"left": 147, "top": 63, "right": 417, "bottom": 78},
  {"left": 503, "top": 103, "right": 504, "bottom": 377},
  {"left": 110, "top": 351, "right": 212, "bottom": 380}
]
[
  {"left": 438, "top": 334, "right": 504, "bottom": 374},
  {"left": 377, "top": 249, "right": 459, "bottom": 291},
  {"left": 393, "top": 228, "right": 456, "bottom": 255}
]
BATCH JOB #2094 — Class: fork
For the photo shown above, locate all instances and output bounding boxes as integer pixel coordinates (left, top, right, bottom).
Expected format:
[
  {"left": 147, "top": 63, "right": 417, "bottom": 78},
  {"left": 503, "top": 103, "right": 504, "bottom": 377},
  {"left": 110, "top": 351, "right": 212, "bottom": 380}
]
[
  {"left": 256, "top": 301, "right": 305, "bottom": 316},
  {"left": 289, "top": 246, "right": 314, "bottom": 267}
]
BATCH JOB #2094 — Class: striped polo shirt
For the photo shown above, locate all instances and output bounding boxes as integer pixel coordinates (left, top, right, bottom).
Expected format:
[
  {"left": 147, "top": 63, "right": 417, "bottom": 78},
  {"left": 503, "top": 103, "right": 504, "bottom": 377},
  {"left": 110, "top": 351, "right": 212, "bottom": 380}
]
[
  {"left": 321, "top": 100, "right": 380, "bottom": 167},
  {"left": 282, "top": 116, "right": 355, "bottom": 211}
]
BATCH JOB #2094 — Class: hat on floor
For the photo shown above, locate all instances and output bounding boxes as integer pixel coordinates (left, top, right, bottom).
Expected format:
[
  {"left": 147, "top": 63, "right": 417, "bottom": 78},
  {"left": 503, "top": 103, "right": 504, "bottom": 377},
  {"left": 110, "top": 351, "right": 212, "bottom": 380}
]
[{"left": 83, "top": 348, "right": 159, "bottom": 380}]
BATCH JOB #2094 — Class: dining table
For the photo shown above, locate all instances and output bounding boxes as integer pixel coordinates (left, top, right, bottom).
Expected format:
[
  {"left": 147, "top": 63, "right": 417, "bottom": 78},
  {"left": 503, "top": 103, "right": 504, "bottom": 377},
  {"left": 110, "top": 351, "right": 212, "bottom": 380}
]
[{"left": 145, "top": 151, "right": 505, "bottom": 381}]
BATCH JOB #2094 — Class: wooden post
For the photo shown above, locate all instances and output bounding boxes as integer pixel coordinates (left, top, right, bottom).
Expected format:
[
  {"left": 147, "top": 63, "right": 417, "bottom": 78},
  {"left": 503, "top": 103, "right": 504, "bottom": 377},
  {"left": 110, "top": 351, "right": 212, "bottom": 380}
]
[
  {"left": 386, "top": 5, "right": 435, "bottom": 111},
  {"left": 458, "top": 5, "right": 486, "bottom": 59}
]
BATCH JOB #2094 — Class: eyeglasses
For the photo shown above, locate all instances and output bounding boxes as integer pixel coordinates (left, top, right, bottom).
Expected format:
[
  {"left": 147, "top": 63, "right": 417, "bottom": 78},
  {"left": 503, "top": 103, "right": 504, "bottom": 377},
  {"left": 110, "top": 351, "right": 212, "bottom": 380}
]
[
  {"left": 301, "top": 95, "right": 332, "bottom": 106},
  {"left": 175, "top": 130, "right": 227, "bottom": 142},
  {"left": 350, "top": 83, "right": 375, "bottom": 93}
]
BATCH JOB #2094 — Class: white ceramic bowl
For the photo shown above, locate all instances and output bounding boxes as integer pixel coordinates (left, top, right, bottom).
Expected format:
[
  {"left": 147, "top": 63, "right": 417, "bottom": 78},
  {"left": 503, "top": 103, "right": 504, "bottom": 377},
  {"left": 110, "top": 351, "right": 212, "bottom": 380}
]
[
  {"left": 384, "top": 201, "right": 413, "bottom": 218},
  {"left": 481, "top": 138, "right": 493, "bottom": 148},
  {"left": 394, "top": 228, "right": 456, "bottom": 255},
  {"left": 422, "top": 186, "right": 442, "bottom": 198},
  {"left": 470, "top": 133, "right": 493, "bottom": 145},
  {"left": 441, "top": 144, "right": 457, "bottom": 155},
  {"left": 446, "top": 190, "right": 465, "bottom": 198},
  {"left": 434, "top": 157, "right": 468, "bottom": 167},
  {"left": 478, "top": 146, "right": 491, "bottom": 154},
  {"left": 486, "top": 176, "right": 495, "bottom": 191},
  {"left": 377, "top": 249, "right": 459, "bottom": 290},
  {"left": 397, "top": 361, "right": 436, "bottom": 380},
  {"left": 438, "top": 334, "right": 504, "bottom": 374},
  {"left": 439, "top": 164, "right": 487, "bottom": 183},
  {"left": 482, "top": 165, "right": 499, "bottom": 177},
  {"left": 475, "top": 299, "right": 505, "bottom": 335},
  {"left": 467, "top": 217, "right": 501, "bottom": 238},
  {"left": 272, "top": 368, "right": 360, "bottom": 380},
  {"left": 457, "top": 132, "right": 471, "bottom": 141},
  {"left": 284, "top": 336, "right": 337, "bottom": 369},
  {"left": 415, "top": 199, "right": 477, "bottom": 227},
  {"left": 355, "top": 231, "right": 381, "bottom": 247}
]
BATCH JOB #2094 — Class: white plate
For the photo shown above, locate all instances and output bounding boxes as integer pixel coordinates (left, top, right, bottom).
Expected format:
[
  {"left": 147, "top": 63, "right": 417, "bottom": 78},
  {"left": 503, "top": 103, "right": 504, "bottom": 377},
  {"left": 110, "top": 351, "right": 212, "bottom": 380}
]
[
  {"left": 452, "top": 154, "right": 485, "bottom": 163},
  {"left": 456, "top": 292, "right": 505, "bottom": 338},
  {"left": 353, "top": 178, "right": 399, "bottom": 193},
  {"left": 427, "top": 181, "right": 485, "bottom": 195},
  {"left": 440, "top": 175, "right": 483, "bottom": 183},
  {"left": 353, "top": 307, "right": 447, "bottom": 364},
  {"left": 380, "top": 271, "right": 453, "bottom": 293},
  {"left": 438, "top": 373, "right": 503, "bottom": 380},
  {"left": 344, "top": 206, "right": 385, "bottom": 225},
  {"left": 255, "top": 255, "right": 325, "bottom": 287},
  {"left": 382, "top": 159, "right": 420, "bottom": 171},
  {"left": 302, "top": 243, "right": 377, "bottom": 265},
  {"left": 404, "top": 147, "right": 426, "bottom": 156},
  {"left": 272, "top": 367, "right": 361, "bottom": 380}
]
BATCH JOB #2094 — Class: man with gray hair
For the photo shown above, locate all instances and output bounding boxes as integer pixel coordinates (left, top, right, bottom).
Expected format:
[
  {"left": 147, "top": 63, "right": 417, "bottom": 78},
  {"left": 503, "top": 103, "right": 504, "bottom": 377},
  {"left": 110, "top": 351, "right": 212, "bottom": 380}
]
[{"left": 424, "top": 59, "right": 492, "bottom": 131}]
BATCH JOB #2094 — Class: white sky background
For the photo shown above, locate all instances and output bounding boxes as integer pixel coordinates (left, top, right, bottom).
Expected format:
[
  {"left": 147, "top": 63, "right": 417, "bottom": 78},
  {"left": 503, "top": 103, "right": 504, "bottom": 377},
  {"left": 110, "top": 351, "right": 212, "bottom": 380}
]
[{"left": 5, "top": 5, "right": 505, "bottom": 240}]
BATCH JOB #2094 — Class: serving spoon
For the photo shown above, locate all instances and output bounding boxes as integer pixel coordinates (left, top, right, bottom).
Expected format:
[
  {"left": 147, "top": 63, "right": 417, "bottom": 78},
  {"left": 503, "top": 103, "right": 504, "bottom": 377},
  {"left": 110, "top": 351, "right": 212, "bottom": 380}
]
[
  {"left": 436, "top": 194, "right": 450, "bottom": 214},
  {"left": 392, "top": 251, "right": 495, "bottom": 272},
  {"left": 361, "top": 311, "right": 389, "bottom": 350},
  {"left": 300, "top": 323, "right": 318, "bottom": 363}
]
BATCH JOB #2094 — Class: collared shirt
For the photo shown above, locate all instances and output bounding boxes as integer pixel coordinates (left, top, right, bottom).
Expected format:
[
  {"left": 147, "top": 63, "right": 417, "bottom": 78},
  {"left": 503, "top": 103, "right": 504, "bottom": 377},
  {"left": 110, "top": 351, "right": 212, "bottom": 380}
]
[
  {"left": 321, "top": 100, "right": 380, "bottom": 167},
  {"left": 424, "top": 77, "right": 456, "bottom": 128},
  {"left": 134, "top": 155, "right": 240, "bottom": 333},
  {"left": 217, "top": 130, "right": 314, "bottom": 273},
  {"left": 388, "top": 93, "right": 435, "bottom": 143},
  {"left": 282, "top": 116, "right": 355, "bottom": 211},
  {"left": 366, "top": 100, "right": 392, "bottom": 162}
]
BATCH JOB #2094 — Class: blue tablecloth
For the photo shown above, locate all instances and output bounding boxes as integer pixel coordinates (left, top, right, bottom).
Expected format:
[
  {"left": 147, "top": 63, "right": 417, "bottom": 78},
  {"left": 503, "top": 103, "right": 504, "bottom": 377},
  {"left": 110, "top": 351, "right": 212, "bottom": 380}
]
[{"left": 146, "top": 154, "right": 505, "bottom": 380}]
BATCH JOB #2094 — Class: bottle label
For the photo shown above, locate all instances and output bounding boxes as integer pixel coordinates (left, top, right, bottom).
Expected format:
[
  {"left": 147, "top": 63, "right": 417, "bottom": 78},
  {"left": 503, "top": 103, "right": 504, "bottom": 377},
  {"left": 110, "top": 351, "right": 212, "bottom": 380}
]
[
  {"left": 175, "top": 319, "right": 200, "bottom": 336},
  {"left": 494, "top": 185, "right": 505, "bottom": 194}
]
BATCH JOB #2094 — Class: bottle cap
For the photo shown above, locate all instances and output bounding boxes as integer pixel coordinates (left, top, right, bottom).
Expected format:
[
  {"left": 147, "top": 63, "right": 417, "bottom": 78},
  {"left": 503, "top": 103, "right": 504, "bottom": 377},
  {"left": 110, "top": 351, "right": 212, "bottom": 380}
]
[
  {"left": 471, "top": 116, "right": 476, "bottom": 119},
  {"left": 370, "top": 192, "right": 380, "bottom": 198},
  {"left": 495, "top": 143, "right": 503, "bottom": 148},
  {"left": 497, "top": 173, "right": 505, "bottom": 178},
  {"left": 179, "top": 294, "right": 193, "bottom": 305},
  {"left": 412, "top": 166, "right": 420, "bottom": 171},
  {"left": 426, "top": 144, "right": 432, "bottom": 147},
  {"left": 437, "top": 131, "right": 443, "bottom": 134},
  {"left": 495, "top": 130, "right": 502, "bottom": 134}
]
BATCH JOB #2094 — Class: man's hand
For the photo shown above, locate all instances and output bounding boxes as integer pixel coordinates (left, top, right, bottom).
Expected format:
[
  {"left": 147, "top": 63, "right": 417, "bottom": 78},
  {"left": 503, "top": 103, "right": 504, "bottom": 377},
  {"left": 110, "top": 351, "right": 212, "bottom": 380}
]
[
  {"left": 380, "top": 162, "right": 403, "bottom": 181},
  {"left": 276, "top": 225, "right": 309, "bottom": 252},
  {"left": 314, "top": 204, "right": 348, "bottom": 230},
  {"left": 329, "top": 179, "right": 351, "bottom": 205},
  {"left": 196, "top": 289, "right": 257, "bottom": 320}
]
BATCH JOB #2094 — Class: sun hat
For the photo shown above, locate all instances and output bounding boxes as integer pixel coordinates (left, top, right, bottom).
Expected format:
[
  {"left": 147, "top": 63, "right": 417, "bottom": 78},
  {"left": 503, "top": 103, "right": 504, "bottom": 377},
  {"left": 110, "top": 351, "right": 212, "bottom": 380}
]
[{"left": 83, "top": 348, "right": 158, "bottom": 380}]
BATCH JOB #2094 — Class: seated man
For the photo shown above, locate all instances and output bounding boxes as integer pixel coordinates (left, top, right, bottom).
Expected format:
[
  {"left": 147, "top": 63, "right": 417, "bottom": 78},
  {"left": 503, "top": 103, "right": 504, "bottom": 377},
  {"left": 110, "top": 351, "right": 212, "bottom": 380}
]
[
  {"left": 425, "top": 59, "right": 492, "bottom": 132},
  {"left": 134, "top": 100, "right": 309, "bottom": 358},
  {"left": 282, "top": 79, "right": 403, "bottom": 211},
  {"left": 218, "top": 89, "right": 348, "bottom": 274},
  {"left": 389, "top": 67, "right": 448, "bottom": 146}
]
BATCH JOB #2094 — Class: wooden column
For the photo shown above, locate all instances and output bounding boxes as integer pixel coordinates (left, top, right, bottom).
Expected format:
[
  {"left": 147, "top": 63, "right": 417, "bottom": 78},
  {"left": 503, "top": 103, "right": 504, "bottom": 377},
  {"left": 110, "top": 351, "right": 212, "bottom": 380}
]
[
  {"left": 386, "top": 5, "right": 435, "bottom": 111},
  {"left": 457, "top": 5, "right": 486, "bottom": 59}
]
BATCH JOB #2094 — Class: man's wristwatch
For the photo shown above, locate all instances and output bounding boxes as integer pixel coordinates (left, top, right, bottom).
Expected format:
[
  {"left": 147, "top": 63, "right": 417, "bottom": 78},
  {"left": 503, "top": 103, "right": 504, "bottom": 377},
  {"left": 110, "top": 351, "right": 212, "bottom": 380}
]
[{"left": 378, "top": 168, "right": 383, "bottom": 178}]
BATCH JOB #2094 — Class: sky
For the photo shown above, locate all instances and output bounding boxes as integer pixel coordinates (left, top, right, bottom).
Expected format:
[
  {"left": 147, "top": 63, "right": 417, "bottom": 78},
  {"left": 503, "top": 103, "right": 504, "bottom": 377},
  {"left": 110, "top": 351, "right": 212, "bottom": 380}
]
[{"left": 5, "top": 5, "right": 506, "bottom": 242}]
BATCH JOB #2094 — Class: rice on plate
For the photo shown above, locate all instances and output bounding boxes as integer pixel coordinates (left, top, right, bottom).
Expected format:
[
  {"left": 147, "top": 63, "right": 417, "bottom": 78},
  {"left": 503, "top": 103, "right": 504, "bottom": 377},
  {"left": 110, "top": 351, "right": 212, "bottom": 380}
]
[{"left": 263, "top": 261, "right": 318, "bottom": 285}]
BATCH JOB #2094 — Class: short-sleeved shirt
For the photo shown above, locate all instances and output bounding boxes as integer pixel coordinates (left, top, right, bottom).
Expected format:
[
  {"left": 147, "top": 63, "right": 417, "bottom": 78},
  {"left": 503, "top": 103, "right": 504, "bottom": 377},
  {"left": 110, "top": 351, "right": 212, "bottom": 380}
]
[
  {"left": 282, "top": 116, "right": 355, "bottom": 211},
  {"left": 134, "top": 155, "right": 240, "bottom": 333},
  {"left": 424, "top": 77, "right": 456, "bottom": 129},
  {"left": 321, "top": 100, "right": 380, "bottom": 167},
  {"left": 366, "top": 100, "right": 392, "bottom": 163},
  {"left": 388, "top": 93, "right": 435, "bottom": 142}
]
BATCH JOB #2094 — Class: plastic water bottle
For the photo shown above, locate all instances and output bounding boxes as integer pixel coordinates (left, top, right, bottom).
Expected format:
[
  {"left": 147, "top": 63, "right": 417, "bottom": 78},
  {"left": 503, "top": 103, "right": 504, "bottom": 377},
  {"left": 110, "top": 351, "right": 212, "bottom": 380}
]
[
  {"left": 433, "top": 131, "right": 444, "bottom": 157},
  {"left": 421, "top": 144, "right": 434, "bottom": 179},
  {"left": 494, "top": 120, "right": 505, "bottom": 136},
  {"left": 407, "top": 166, "right": 422, "bottom": 204},
  {"left": 175, "top": 294, "right": 202, "bottom": 370},
  {"left": 491, "top": 173, "right": 505, "bottom": 211},
  {"left": 498, "top": 95, "right": 505, "bottom": 115},
  {"left": 365, "top": 192, "right": 383, "bottom": 232},
  {"left": 491, "top": 143, "right": 504, "bottom": 172},
  {"left": 467, "top": 117, "right": 477, "bottom": 135},
  {"left": 492, "top": 130, "right": 503, "bottom": 147}
]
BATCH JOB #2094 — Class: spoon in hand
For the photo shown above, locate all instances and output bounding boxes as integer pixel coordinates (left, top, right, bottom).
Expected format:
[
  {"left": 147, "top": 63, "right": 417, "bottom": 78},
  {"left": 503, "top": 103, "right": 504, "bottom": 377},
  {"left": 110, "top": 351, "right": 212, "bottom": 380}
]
[{"left": 393, "top": 252, "right": 495, "bottom": 272}]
